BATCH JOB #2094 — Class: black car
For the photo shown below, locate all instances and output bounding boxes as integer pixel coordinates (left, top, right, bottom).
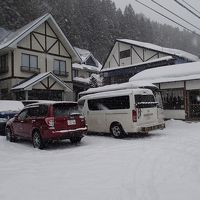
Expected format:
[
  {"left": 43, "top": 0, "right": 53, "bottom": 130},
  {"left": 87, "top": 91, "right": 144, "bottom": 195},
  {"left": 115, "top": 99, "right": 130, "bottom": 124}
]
[
  {"left": 0, "top": 111, "right": 19, "bottom": 135},
  {"left": 0, "top": 101, "right": 24, "bottom": 135}
]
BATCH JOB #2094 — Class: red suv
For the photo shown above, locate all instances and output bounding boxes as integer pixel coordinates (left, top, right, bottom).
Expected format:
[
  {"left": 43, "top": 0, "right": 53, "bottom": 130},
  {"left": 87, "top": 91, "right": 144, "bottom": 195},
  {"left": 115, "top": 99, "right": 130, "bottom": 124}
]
[{"left": 6, "top": 101, "right": 87, "bottom": 149}]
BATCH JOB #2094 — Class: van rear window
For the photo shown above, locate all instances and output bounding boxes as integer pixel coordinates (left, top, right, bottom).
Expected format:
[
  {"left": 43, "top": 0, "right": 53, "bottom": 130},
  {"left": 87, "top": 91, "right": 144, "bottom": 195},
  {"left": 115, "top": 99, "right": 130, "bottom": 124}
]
[
  {"left": 135, "top": 95, "right": 157, "bottom": 108},
  {"left": 53, "top": 103, "right": 80, "bottom": 117},
  {"left": 88, "top": 96, "right": 130, "bottom": 110}
]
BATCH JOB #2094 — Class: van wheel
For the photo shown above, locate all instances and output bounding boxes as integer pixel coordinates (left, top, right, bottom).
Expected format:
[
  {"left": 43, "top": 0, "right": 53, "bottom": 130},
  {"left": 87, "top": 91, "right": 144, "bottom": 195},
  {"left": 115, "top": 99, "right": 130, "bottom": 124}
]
[
  {"left": 110, "top": 123, "right": 124, "bottom": 138},
  {"left": 32, "top": 131, "right": 44, "bottom": 149},
  {"left": 6, "top": 127, "right": 16, "bottom": 142},
  {"left": 70, "top": 137, "right": 82, "bottom": 144}
]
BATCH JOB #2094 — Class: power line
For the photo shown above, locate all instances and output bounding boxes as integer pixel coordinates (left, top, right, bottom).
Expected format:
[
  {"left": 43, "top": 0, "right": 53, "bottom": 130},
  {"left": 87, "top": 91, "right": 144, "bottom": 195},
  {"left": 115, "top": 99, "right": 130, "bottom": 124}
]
[
  {"left": 174, "top": 0, "right": 200, "bottom": 19},
  {"left": 151, "top": 0, "right": 200, "bottom": 32},
  {"left": 135, "top": 0, "right": 200, "bottom": 38},
  {"left": 181, "top": 0, "right": 200, "bottom": 16}
]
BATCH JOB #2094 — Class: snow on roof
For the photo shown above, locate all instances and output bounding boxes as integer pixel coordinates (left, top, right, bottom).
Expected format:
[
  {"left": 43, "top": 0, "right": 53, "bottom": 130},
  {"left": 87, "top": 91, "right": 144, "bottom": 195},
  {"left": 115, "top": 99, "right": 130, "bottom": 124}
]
[
  {"left": 73, "top": 63, "right": 101, "bottom": 72},
  {"left": 79, "top": 81, "right": 157, "bottom": 96},
  {"left": 117, "top": 39, "right": 199, "bottom": 62},
  {"left": 74, "top": 47, "right": 102, "bottom": 69},
  {"left": 73, "top": 77, "right": 90, "bottom": 84},
  {"left": 0, "top": 100, "right": 24, "bottom": 112},
  {"left": 12, "top": 72, "right": 72, "bottom": 91},
  {"left": 0, "top": 13, "right": 81, "bottom": 63},
  {"left": 74, "top": 47, "right": 91, "bottom": 62},
  {"left": 129, "top": 61, "right": 200, "bottom": 84},
  {"left": 101, "top": 56, "right": 174, "bottom": 72}
]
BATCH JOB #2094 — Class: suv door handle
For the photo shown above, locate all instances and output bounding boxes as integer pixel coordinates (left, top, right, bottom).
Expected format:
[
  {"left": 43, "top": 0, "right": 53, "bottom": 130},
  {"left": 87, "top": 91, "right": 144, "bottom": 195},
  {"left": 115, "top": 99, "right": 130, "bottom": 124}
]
[{"left": 32, "top": 120, "right": 36, "bottom": 123}]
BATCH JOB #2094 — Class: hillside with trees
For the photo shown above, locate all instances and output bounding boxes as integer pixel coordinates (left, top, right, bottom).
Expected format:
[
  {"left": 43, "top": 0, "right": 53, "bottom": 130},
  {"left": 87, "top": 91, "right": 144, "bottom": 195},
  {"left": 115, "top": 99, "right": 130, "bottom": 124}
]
[{"left": 0, "top": 0, "right": 199, "bottom": 63}]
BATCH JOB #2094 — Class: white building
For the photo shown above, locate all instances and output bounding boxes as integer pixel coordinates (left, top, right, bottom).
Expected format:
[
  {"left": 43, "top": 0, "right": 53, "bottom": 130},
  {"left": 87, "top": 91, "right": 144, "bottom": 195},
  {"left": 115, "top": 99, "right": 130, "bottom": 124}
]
[
  {"left": 101, "top": 39, "right": 199, "bottom": 85},
  {"left": 0, "top": 13, "right": 81, "bottom": 101},
  {"left": 130, "top": 61, "right": 200, "bottom": 120}
]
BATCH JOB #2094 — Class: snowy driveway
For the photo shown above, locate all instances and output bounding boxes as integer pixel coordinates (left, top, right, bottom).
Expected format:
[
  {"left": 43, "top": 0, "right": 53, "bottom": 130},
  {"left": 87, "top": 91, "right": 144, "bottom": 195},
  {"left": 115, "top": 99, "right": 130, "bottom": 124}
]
[{"left": 0, "top": 120, "right": 200, "bottom": 200}]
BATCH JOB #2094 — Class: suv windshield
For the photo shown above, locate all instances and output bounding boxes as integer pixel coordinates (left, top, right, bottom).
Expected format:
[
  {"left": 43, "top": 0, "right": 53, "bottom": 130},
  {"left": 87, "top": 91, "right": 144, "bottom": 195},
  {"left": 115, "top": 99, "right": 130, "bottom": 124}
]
[
  {"left": 53, "top": 103, "right": 80, "bottom": 117},
  {"left": 135, "top": 95, "right": 157, "bottom": 108}
]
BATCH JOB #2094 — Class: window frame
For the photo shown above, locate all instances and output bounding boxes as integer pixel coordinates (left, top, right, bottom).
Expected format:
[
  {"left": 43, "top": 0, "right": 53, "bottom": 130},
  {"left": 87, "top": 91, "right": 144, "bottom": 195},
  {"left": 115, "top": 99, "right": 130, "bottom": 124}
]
[
  {"left": 119, "top": 49, "right": 131, "bottom": 59},
  {"left": 21, "top": 53, "right": 39, "bottom": 73},
  {"left": 53, "top": 59, "right": 68, "bottom": 77}
]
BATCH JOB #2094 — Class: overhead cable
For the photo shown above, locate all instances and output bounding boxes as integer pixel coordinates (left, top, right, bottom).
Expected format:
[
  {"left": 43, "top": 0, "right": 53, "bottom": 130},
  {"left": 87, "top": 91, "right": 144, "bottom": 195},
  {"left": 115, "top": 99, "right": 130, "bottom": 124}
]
[
  {"left": 135, "top": 0, "right": 200, "bottom": 38},
  {"left": 174, "top": 0, "right": 200, "bottom": 19},
  {"left": 151, "top": 0, "right": 200, "bottom": 32},
  {"left": 181, "top": 0, "right": 200, "bottom": 16}
]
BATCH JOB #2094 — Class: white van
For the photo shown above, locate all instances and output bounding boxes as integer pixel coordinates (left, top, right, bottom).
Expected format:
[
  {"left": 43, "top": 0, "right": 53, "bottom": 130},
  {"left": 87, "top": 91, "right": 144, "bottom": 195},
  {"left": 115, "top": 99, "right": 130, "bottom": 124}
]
[{"left": 78, "top": 88, "right": 165, "bottom": 138}]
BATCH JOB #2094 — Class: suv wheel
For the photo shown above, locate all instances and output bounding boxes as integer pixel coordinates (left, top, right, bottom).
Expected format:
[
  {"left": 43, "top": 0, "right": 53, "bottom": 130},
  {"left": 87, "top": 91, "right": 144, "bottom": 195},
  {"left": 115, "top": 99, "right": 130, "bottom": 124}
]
[
  {"left": 110, "top": 123, "right": 124, "bottom": 138},
  {"left": 70, "top": 137, "right": 82, "bottom": 144},
  {"left": 6, "top": 127, "right": 16, "bottom": 142},
  {"left": 32, "top": 131, "right": 44, "bottom": 149}
]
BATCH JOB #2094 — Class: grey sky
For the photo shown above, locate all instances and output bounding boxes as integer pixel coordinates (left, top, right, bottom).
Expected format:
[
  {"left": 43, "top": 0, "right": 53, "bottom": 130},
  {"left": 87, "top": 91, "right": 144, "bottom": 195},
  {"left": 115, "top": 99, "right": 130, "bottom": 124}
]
[{"left": 113, "top": 0, "right": 200, "bottom": 34}]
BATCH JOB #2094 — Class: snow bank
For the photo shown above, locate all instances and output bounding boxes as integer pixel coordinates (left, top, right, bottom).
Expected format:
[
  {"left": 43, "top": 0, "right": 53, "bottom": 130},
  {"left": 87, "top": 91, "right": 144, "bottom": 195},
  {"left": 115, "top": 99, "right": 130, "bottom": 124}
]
[
  {"left": 0, "top": 100, "right": 24, "bottom": 112},
  {"left": 0, "top": 120, "right": 200, "bottom": 200}
]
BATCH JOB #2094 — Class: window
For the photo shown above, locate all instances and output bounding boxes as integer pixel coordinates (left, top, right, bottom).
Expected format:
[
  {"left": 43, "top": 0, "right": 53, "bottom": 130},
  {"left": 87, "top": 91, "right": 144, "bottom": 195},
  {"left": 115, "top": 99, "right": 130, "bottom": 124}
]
[
  {"left": 53, "top": 59, "right": 68, "bottom": 76},
  {"left": 135, "top": 95, "right": 157, "bottom": 108},
  {"left": 0, "top": 54, "right": 8, "bottom": 74},
  {"left": 28, "top": 105, "right": 48, "bottom": 117},
  {"left": 161, "top": 89, "right": 184, "bottom": 110},
  {"left": 88, "top": 96, "right": 130, "bottom": 111},
  {"left": 120, "top": 49, "right": 131, "bottom": 59},
  {"left": 21, "top": 54, "right": 39, "bottom": 72}
]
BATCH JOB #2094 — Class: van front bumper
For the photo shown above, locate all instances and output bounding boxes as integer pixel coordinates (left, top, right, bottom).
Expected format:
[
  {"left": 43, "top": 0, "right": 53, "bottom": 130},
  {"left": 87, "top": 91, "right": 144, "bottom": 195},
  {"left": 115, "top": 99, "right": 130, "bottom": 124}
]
[{"left": 141, "top": 123, "right": 165, "bottom": 132}]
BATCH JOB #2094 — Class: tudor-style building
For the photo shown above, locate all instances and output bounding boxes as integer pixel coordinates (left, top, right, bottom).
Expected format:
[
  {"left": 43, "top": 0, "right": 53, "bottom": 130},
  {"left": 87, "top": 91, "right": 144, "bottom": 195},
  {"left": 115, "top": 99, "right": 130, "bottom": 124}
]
[
  {"left": 0, "top": 13, "right": 81, "bottom": 100},
  {"left": 101, "top": 39, "right": 199, "bottom": 85}
]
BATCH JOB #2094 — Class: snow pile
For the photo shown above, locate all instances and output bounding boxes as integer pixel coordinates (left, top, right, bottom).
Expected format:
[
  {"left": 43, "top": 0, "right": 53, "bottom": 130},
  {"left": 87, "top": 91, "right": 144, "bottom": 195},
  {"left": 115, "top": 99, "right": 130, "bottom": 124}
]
[
  {"left": 129, "top": 61, "right": 200, "bottom": 84},
  {"left": 0, "top": 100, "right": 24, "bottom": 112},
  {"left": 73, "top": 63, "right": 101, "bottom": 72}
]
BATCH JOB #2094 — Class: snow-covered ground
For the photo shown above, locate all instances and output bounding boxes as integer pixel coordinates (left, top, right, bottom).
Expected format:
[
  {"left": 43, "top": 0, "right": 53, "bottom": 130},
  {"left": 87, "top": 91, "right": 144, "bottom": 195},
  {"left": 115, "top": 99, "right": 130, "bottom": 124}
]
[{"left": 0, "top": 120, "right": 200, "bottom": 200}]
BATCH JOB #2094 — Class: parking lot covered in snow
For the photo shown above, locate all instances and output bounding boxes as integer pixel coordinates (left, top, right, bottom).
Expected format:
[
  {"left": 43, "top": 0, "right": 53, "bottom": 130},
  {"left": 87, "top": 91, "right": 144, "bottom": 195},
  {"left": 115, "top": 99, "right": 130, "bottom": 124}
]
[{"left": 0, "top": 120, "right": 200, "bottom": 200}]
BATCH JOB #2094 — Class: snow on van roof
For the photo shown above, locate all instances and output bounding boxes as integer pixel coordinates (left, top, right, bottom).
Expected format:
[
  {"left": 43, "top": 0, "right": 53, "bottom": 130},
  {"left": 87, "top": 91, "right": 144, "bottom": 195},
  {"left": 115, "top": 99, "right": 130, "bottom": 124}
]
[
  {"left": 79, "top": 81, "right": 157, "bottom": 96},
  {"left": 0, "top": 100, "right": 24, "bottom": 112},
  {"left": 129, "top": 61, "right": 200, "bottom": 84},
  {"left": 79, "top": 88, "right": 152, "bottom": 101}
]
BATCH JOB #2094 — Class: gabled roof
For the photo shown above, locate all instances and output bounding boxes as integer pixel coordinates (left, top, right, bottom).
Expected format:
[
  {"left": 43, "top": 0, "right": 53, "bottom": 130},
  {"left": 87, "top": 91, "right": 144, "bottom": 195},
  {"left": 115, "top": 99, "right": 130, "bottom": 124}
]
[
  {"left": 117, "top": 39, "right": 199, "bottom": 62},
  {"left": 129, "top": 61, "right": 200, "bottom": 84},
  {"left": 0, "top": 13, "right": 81, "bottom": 63},
  {"left": 12, "top": 72, "right": 72, "bottom": 92},
  {"left": 74, "top": 47, "right": 102, "bottom": 68}
]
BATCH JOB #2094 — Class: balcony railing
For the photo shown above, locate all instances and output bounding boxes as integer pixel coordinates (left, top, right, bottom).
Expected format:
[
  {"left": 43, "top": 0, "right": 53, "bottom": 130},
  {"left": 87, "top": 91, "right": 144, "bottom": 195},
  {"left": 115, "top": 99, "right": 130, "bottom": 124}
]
[
  {"left": 21, "top": 66, "right": 40, "bottom": 73},
  {"left": 53, "top": 70, "right": 69, "bottom": 77}
]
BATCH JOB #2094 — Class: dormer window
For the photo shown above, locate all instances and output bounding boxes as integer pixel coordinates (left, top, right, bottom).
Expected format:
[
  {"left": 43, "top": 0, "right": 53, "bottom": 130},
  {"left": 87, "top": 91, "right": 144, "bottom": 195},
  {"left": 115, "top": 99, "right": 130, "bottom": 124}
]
[{"left": 120, "top": 49, "right": 131, "bottom": 59}]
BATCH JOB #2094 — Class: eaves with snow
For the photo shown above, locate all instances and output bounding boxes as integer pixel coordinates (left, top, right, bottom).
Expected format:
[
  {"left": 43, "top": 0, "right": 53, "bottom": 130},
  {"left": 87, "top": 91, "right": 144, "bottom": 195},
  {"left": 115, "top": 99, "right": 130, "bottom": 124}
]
[
  {"left": 129, "top": 61, "right": 200, "bottom": 84},
  {"left": 117, "top": 39, "right": 199, "bottom": 62}
]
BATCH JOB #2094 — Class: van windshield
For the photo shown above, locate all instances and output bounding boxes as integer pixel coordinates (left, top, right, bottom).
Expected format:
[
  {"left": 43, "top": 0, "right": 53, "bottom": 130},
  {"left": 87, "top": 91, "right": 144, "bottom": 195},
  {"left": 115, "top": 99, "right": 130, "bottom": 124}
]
[
  {"left": 53, "top": 103, "right": 81, "bottom": 117},
  {"left": 135, "top": 95, "right": 157, "bottom": 108}
]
